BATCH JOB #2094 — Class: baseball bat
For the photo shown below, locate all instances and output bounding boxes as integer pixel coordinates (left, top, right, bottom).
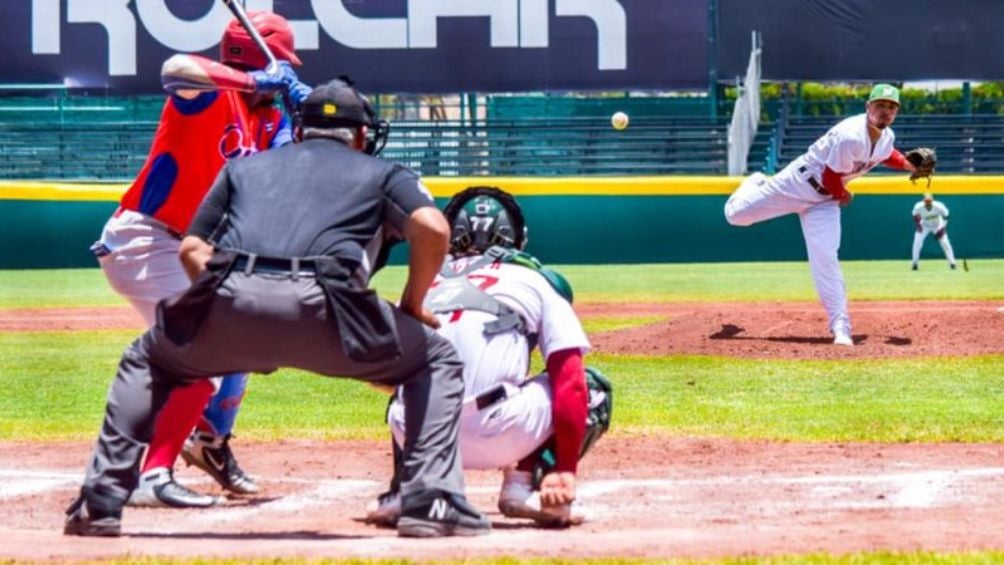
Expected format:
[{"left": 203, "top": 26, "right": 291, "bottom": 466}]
[{"left": 220, "top": 0, "right": 280, "bottom": 75}]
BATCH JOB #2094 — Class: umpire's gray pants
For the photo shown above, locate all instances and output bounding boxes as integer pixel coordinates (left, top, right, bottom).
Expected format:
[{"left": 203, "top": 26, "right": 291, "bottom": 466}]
[{"left": 82, "top": 272, "right": 466, "bottom": 507}]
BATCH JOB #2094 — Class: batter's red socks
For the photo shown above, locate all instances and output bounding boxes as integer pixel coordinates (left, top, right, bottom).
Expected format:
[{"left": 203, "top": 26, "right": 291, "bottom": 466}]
[{"left": 141, "top": 380, "right": 215, "bottom": 473}]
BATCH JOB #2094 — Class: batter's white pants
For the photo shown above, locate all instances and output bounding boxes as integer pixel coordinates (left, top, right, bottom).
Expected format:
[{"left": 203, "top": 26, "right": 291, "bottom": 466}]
[
  {"left": 724, "top": 172, "right": 851, "bottom": 336},
  {"left": 912, "top": 227, "right": 957, "bottom": 267},
  {"left": 95, "top": 210, "right": 191, "bottom": 326},
  {"left": 388, "top": 374, "right": 553, "bottom": 470},
  {"left": 95, "top": 210, "right": 223, "bottom": 392}
]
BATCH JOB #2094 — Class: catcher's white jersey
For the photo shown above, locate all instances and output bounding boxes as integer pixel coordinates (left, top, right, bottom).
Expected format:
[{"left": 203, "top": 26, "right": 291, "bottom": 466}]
[
  {"left": 913, "top": 200, "right": 949, "bottom": 232},
  {"left": 388, "top": 256, "right": 590, "bottom": 469},
  {"left": 433, "top": 257, "right": 590, "bottom": 395},
  {"left": 725, "top": 113, "right": 896, "bottom": 337}
]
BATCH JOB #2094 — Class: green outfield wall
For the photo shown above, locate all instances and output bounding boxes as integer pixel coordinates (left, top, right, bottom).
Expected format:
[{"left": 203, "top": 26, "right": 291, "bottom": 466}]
[{"left": 1, "top": 177, "right": 1002, "bottom": 268}]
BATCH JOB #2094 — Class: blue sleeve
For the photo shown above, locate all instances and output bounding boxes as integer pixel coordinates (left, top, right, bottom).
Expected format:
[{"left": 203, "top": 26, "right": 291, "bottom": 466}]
[
  {"left": 287, "top": 79, "right": 313, "bottom": 107},
  {"left": 270, "top": 114, "right": 293, "bottom": 148},
  {"left": 168, "top": 91, "right": 219, "bottom": 116}
]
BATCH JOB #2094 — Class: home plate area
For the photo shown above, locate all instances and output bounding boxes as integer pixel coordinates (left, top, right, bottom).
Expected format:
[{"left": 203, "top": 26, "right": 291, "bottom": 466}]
[{"left": 3, "top": 438, "right": 1004, "bottom": 560}]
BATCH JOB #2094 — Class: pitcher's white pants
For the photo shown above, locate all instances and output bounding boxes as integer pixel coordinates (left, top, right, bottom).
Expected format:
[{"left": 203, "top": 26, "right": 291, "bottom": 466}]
[
  {"left": 912, "top": 227, "right": 957, "bottom": 267},
  {"left": 724, "top": 172, "right": 851, "bottom": 336}
]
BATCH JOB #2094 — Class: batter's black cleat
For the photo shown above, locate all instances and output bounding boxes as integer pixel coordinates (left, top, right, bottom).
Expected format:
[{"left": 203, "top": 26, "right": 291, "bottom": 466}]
[
  {"left": 950, "top": 263, "right": 957, "bottom": 270},
  {"left": 911, "top": 264, "right": 919, "bottom": 271},
  {"left": 182, "top": 431, "right": 259, "bottom": 495},
  {"left": 64, "top": 489, "right": 122, "bottom": 537},
  {"left": 397, "top": 490, "right": 491, "bottom": 538}
]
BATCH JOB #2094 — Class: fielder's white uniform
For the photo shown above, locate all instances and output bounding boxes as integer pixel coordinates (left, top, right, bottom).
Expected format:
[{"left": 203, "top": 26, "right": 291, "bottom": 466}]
[
  {"left": 724, "top": 114, "right": 896, "bottom": 337},
  {"left": 911, "top": 199, "right": 957, "bottom": 268},
  {"left": 387, "top": 256, "right": 590, "bottom": 469}
]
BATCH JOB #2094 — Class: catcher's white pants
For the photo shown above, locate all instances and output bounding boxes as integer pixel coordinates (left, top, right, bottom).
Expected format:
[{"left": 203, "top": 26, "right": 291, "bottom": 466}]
[
  {"left": 912, "top": 227, "right": 957, "bottom": 267},
  {"left": 388, "top": 374, "right": 553, "bottom": 470},
  {"left": 725, "top": 171, "right": 851, "bottom": 336},
  {"left": 388, "top": 310, "right": 553, "bottom": 470}
]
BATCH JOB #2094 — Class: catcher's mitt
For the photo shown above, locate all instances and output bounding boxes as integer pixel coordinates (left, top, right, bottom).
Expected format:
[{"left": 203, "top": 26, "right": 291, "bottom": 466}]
[{"left": 905, "top": 147, "right": 937, "bottom": 186}]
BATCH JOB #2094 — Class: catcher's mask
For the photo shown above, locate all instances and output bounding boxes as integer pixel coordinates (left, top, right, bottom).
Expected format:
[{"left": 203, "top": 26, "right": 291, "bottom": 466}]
[
  {"left": 443, "top": 186, "right": 527, "bottom": 256},
  {"left": 298, "top": 76, "right": 390, "bottom": 156}
]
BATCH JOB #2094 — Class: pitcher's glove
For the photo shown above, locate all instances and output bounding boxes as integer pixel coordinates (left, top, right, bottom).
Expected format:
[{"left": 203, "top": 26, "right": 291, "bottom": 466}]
[{"left": 905, "top": 147, "right": 937, "bottom": 186}]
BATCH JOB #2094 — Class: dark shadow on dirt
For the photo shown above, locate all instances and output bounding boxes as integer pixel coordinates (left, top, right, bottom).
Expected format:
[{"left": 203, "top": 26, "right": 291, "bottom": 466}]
[
  {"left": 220, "top": 495, "right": 283, "bottom": 507},
  {"left": 131, "top": 530, "right": 369, "bottom": 540},
  {"left": 709, "top": 324, "right": 745, "bottom": 339},
  {"left": 709, "top": 324, "right": 859, "bottom": 345}
]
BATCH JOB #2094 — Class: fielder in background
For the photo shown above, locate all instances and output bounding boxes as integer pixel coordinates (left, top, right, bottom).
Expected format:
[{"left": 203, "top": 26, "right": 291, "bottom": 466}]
[
  {"left": 366, "top": 186, "right": 612, "bottom": 528},
  {"left": 911, "top": 193, "right": 957, "bottom": 270},
  {"left": 88, "top": 11, "right": 310, "bottom": 508},
  {"left": 725, "top": 84, "right": 920, "bottom": 347},
  {"left": 65, "top": 78, "right": 489, "bottom": 538}
]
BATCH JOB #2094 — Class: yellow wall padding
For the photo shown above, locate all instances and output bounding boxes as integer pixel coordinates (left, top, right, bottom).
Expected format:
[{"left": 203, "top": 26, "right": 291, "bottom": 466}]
[{"left": 3, "top": 175, "right": 1004, "bottom": 201}]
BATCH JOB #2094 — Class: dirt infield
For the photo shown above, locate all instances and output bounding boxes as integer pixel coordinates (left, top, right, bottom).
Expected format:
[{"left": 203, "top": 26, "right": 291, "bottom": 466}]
[
  {"left": 3, "top": 438, "right": 1004, "bottom": 560},
  {"left": 582, "top": 300, "right": 1004, "bottom": 358},
  {"left": 3, "top": 302, "right": 1004, "bottom": 559},
  {"left": 6, "top": 300, "right": 1003, "bottom": 358}
]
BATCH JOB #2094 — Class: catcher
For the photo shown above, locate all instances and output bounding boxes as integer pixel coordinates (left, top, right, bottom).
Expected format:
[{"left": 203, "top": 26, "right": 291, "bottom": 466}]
[
  {"left": 725, "top": 84, "right": 930, "bottom": 347},
  {"left": 365, "top": 186, "right": 612, "bottom": 528}
]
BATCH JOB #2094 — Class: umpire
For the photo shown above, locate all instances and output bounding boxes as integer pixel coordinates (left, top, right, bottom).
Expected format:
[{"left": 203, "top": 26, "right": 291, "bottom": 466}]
[{"left": 64, "top": 78, "right": 491, "bottom": 539}]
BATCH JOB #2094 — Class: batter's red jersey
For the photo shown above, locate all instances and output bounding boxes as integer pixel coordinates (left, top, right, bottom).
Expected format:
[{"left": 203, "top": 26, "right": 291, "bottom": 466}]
[{"left": 120, "top": 91, "right": 288, "bottom": 233}]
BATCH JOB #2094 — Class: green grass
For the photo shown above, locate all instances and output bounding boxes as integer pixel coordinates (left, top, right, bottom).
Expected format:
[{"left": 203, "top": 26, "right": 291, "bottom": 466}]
[
  {"left": 10, "top": 550, "right": 1004, "bottom": 564},
  {"left": 0, "top": 331, "right": 390, "bottom": 441},
  {"left": 2, "top": 261, "right": 1003, "bottom": 442},
  {"left": 364, "top": 259, "right": 1004, "bottom": 302},
  {"left": 2, "top": 264, "right": 1003, "bottom": 562},
  {"left": 0, "top": 268, "right": 123, "bottom": 308},
  {"left": 591, "top": 353, "right": 1004, "bottom": 442},
  {"left": 3, "top": 259, "right": 1002, "bottom": 308},
  {"left": 4, "top": 330, "right": 1003, "bottom": 443}
]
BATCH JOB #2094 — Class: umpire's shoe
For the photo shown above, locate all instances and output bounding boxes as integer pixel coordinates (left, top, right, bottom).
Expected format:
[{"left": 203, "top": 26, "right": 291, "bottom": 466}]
[
  {"left": 127, "top": 467, "right": 219, "bottom": 508},
  {"left": 182, "top": 431, "right": 259, "bottom": 495},
  {"left": 64, "top": 487, "right": 122, "bottom": 537},
  {"left": 364, "top": 489, "right": 402, "bottom": 527},
  {"left": 397, "top": 490, "right": 491, "bottom": 538}
]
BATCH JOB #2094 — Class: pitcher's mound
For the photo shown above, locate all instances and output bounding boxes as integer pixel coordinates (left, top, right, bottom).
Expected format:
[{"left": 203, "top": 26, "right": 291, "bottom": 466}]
[{"left": 583, "top": 301, "right": 1004, "bottom": 358}]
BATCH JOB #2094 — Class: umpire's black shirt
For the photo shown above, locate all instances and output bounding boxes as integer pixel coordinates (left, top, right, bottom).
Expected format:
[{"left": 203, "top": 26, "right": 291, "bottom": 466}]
[{"left": 189, "top": 137, "right": 434, "bottom": 281}]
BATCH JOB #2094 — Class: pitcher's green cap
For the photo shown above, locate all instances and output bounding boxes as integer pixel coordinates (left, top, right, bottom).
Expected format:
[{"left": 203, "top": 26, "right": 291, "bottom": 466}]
[{"left": 868, "top": 84, "right": 900, "bottom": 105}]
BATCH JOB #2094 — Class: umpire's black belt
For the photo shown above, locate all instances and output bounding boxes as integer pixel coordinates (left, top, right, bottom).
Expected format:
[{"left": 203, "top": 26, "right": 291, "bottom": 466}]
[
  {"left": 798, "top": 166, "right": 829, "bottom": 195},
  {"left": 233, "top": 254, "right": 318, "bottom": 278}
]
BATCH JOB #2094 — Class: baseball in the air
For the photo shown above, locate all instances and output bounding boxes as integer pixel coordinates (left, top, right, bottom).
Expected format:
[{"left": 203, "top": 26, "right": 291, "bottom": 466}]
[{"left": 611, "top": 111, "right": 629, "bottom": 130}]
